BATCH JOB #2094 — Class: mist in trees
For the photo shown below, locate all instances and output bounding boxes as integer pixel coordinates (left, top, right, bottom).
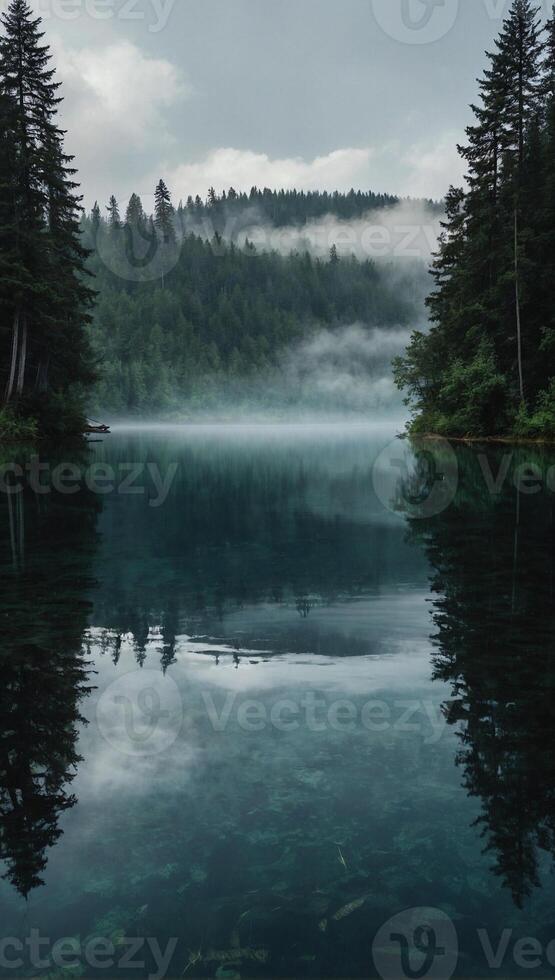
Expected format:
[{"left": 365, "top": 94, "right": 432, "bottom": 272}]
[{"left": 82, "top": 187, "right": 426, "bottom": 419}]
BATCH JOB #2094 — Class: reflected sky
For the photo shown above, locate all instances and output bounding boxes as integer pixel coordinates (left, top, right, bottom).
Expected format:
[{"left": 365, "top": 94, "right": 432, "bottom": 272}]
[{"left": 0, "top": 424, "right": 554, "bottom": 978}]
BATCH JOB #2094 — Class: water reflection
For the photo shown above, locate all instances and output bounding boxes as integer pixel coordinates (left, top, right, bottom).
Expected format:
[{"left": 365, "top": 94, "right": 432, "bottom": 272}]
[
  {"left": 91, "top": 425, "right": 428, "bottom": 665},
  {"left": 407, "top": 445, "right": 555, "bottom": 909},
  {"left": 0, "top": 428, "right": 553, "bottom": 978},
  {"left": 0, "top": 467, "right": 99, "bottom": 898}
]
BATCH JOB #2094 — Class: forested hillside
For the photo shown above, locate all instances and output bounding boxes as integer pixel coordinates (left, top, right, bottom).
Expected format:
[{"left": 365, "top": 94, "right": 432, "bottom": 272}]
[
  {"left": 395, "top": 0, "right": 555, "bottom": 438},
  {"left": 177, "top": 187, "right": 401, "bottom": 230},
  {"left": 82, "top": 193, "right": 426, "bottom": 417}
]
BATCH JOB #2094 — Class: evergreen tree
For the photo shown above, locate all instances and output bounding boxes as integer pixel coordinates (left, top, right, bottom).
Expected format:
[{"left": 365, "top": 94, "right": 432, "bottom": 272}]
[
  {"left": 539, "top": 10, "right": 555, "bottom": 363},
  {"left": 91, "top": 200, "right": 101, "bottom": 233},
  {"left": 83, "top": 206, "right": 422, "bottom": 417},
  {"left": 408, "top": 447, "right": 555, "bottom": 907},
  {"left": 125, "top": 192, "right": 145, "bottom": 229},
  {"left": 0, "top": 0, "right": 94, "bottom": 420},
  {"left": 106, "top": 194, "right": 121, "bottom": 231},
  {"left": 0, "top": 87, "right": 22, "bottom": 404},
  {"left": 396, "top": 0, "right": 554, "bottom": 437},
  {"left": 154, "top": 179, "right": 175, "bottom": 243}
]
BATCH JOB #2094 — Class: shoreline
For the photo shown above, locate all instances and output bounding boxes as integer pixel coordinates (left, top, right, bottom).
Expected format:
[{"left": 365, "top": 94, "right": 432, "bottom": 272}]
[{"left": 421, "top": 433, "right": 555, "bottom": 447}]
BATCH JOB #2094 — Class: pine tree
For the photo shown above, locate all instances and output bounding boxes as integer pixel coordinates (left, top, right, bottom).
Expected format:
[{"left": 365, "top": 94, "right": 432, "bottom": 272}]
[
  {"left": 539, "top": 10, "right": 555, "bottom": 363},
  {"left": 125, "top": 192, "right": 145, "bottom": 228},
  {"left": 106, "top": 194, "right": 121, "bottom": 231},
  {"left": 396, "top": 0, "right": 550, "bottom": 436},
  {"left": 0, "top": 0, "right": 94, "bottom": 414},
  {"left": 154, "top": 179, "right": 175, "bottom": 243},
  {"left": 91, "top": 200, "right": 101, "bottom": 232},
  {"left": 462, "top": 0, "right": 543, "bottom": 404},
  {"left": 0, "top": 87, "right": 22, "bottom": 403}
]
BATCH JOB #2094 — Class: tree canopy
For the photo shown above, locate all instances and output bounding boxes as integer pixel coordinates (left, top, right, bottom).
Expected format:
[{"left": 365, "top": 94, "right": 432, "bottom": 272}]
[
  {"left": 395, "top": 0, "right": 555, "bottom": 438},
  {"left": 0, "top": 0, "right": 94, "bottom": 438}
]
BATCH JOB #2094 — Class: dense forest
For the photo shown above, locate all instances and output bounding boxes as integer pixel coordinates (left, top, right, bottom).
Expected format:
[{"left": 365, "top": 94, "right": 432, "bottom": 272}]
[
  {"left": 0, "top": 0, "right": 429, "bottom": 431},
  {"left": 82, "top": 193, "right": 425, "bottom": 417},
  {"left": 0, "top": 0, "right": 95, "bottom": 440},
  {"left": 173, "top": 186, "right": 400, "bottom": 230},
  {"left": 395, "top": 0, "right": 555, "bottom": 438},
  {"left": 3, "top": 0, "right": 555, "bottom": 436}
]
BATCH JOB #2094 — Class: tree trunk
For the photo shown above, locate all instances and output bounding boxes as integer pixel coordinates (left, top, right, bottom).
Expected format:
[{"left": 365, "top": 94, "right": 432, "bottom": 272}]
[
  {"left": 511, "top": 489, "right": 520, "bottom": 615},
  {"left": 15, "top": 316, "right": 27, "bottom": 397},
  {"left": 514, "top": 208, "right": 525, "bottom": 405},
  {"left": 7, "top": 489, "right": 18, "bottom": 572},
  {"left": 35, "top": 357, "right": 49, "bottom": 393},
  {"left": 4, "top": 310, "right": 20, "bottom": 404},
  {"left": 17, "top": 490, "right": 24, "bottom": 570}
]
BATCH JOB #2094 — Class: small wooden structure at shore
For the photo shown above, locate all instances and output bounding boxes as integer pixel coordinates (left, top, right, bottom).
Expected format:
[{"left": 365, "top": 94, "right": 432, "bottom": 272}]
[{"left": 85, "top": 419, "right": 111, "bottom": 434}]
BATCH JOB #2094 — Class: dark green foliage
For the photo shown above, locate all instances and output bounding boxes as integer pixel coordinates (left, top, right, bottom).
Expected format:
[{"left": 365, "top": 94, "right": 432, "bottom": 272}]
[
  {"left": 0, "top": 0, "right": 95, "bottom": 438},
  {"left": 0, "top": 476, "right": 99, "bottom": 897},
  {"left": 154, "top": 179, "right": 175, "bottom": 244},
  {"left": 408, "top": 445, "right": 555, "bottom": 906},
  {"left": 106, "top": 194, "right": 121, "bottom": 231},
  {"left": 395, "top": 0, "right": 555, "bottom": 438},
  {"left": 182, "top": 185, "right": 402, "bottom": 230},
  {"left": 0, "top": 406, "right": 37, "bottom": 441},
  {"left": 83, "top": 200, "right": 420, "bottom": 416}
]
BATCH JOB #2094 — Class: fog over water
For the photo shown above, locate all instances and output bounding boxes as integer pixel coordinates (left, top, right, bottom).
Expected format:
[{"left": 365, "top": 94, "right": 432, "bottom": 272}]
[{"left": 105, "top": 323, "right": 416, "bottom": 424}]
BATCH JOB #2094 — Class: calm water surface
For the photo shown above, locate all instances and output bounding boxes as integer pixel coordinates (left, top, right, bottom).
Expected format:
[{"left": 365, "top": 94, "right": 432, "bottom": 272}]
[{"left": 0, "top": 423, "right": 554, "bottom": 979}]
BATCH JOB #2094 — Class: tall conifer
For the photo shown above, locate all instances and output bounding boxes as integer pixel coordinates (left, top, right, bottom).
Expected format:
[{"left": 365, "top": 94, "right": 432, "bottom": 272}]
[{"left": 0, "top": 0, "right": 94, "bottom": 415}]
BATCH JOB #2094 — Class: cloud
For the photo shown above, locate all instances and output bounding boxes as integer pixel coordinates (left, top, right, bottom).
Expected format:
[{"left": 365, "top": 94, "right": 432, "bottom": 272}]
[
  {"left": 53, "top": 37, "right": 188, "bottom": 148},
  {"left": 402, "top": 132, "right": 466, "bottom": 198},
  {"left": 166, "top": 147, "right": 376, "bottom": 198},
  {"left": 50, "top": 36, "right": 188, "bottom": 203},
  {"left": 164, "top": 134, "right": 463, "bottom": 205}
]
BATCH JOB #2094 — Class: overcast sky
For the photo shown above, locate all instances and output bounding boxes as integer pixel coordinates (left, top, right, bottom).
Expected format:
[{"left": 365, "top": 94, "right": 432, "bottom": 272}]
[{"left": 8, "top": 0, "right": 554, "bottom": 209}]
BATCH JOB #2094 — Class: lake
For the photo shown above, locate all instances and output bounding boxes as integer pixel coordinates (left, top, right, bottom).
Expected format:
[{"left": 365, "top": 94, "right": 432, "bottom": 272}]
[{"left": 0, "top": 423, "right": 554, "bottom": 979}]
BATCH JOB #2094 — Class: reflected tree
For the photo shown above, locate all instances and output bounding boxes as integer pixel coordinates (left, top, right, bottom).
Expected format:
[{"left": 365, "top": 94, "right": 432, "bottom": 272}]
[
  {"left": 408, "top": 446, "right": 555, "bottom": 907},
  {"left": 0, "top": 476, "right": 100, "bottom": 898},
  {"left": 91, "top": 437, "right": 427, "bottom": 665}
]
